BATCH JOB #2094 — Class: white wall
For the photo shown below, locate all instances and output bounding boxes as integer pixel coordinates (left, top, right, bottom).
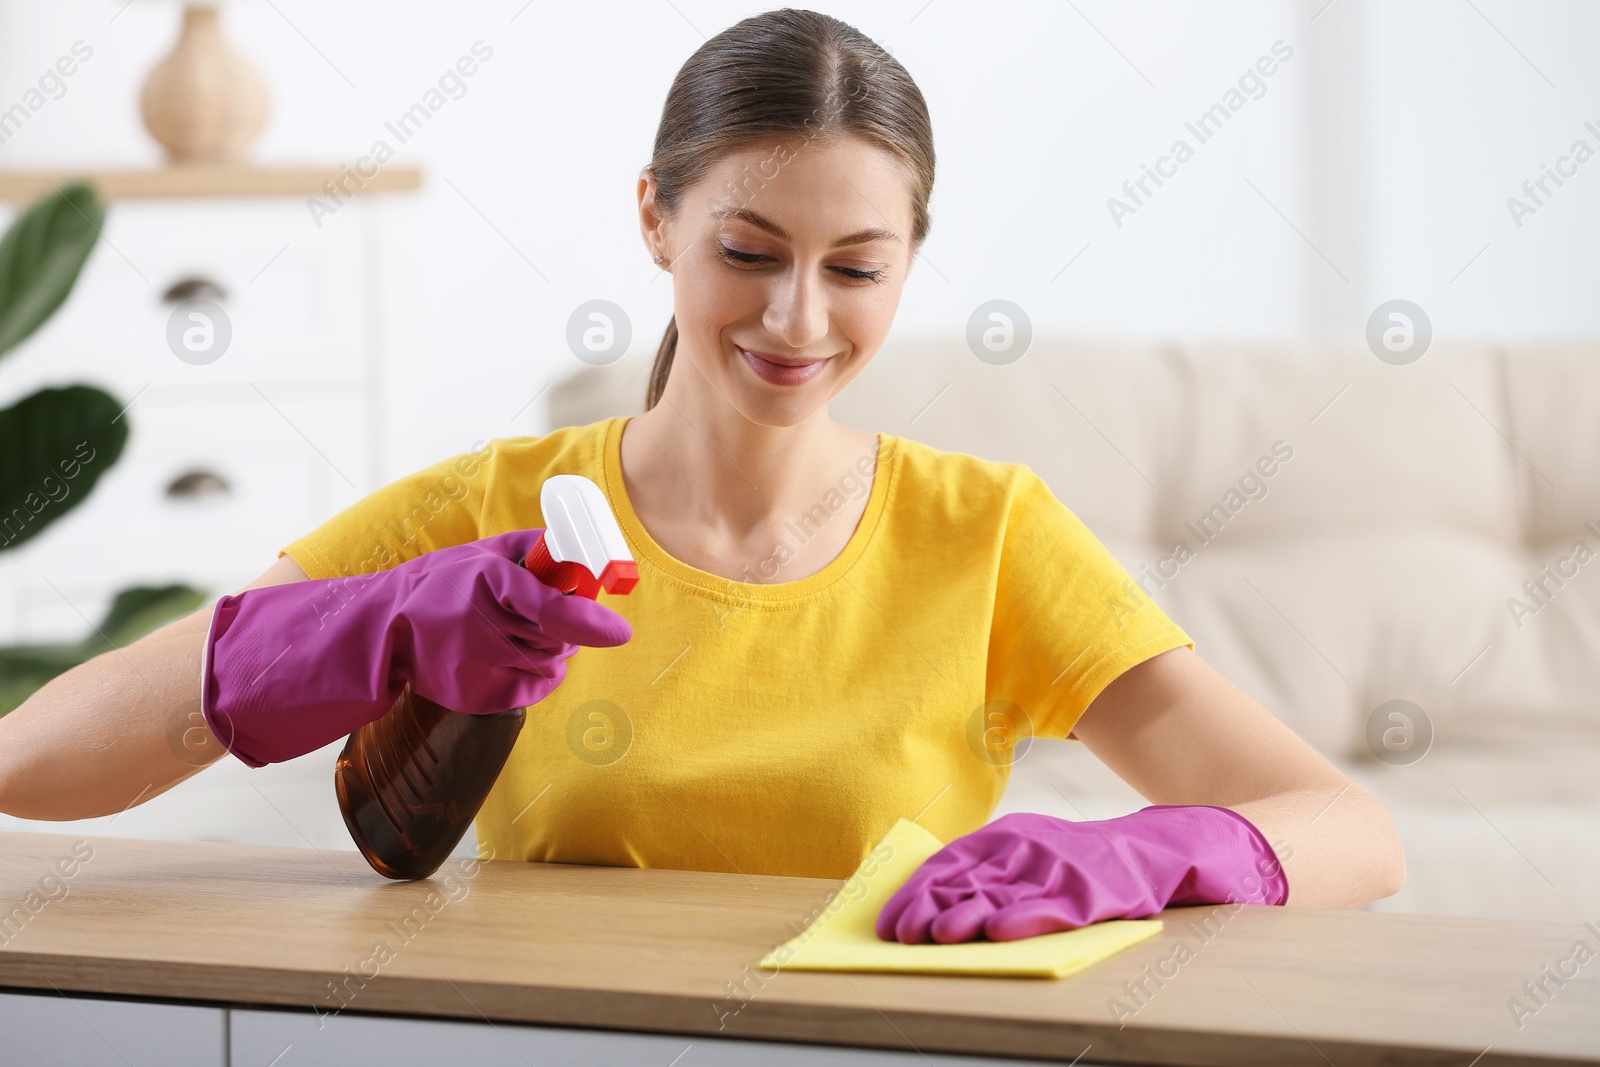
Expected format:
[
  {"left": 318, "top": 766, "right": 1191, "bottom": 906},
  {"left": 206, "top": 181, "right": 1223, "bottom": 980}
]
[
  {"left": 0, "top": 0, "right": 1593, "bottom": 500},
  {"left": 2, "top": 0, "right": 1295, "bottom": 469},
  {"left": 1308, "top": 0, "right": 1600, "bottom": 337}
]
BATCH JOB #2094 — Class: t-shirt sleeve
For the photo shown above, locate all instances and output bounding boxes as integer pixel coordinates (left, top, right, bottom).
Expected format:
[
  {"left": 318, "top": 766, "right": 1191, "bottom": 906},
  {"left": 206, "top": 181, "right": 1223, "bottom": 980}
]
[
  {"left": 279, "top": 443, "right": 496, "bottom": 580},
  {"left": 987, "top": 467, "right": 1194, "bottom": 741}
]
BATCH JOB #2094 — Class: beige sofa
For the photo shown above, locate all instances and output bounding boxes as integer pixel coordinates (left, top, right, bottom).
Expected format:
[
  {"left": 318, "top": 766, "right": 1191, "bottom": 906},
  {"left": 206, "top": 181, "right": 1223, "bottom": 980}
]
[
  {"left": 8, "top": 332, "right": 1592, "bottom": 923},
  {"left": 550, "top": 332, "right": 1600, "bottom": 923}
]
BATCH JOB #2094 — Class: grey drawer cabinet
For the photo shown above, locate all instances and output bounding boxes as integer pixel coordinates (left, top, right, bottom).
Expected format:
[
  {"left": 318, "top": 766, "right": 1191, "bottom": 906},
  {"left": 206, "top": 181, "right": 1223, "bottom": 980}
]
[
  {"left": 0, "top": 992, "right": 1078, "bottom": 1066},
  {"left": 0, "top": 990, "right": 226, "bottom": 1067},
  {"left": 228, "top": 1005, "right": 1075, "bottom": 1066}
]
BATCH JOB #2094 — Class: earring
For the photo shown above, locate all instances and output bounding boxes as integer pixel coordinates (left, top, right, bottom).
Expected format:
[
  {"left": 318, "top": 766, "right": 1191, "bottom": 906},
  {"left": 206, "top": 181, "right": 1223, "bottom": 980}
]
[{"left": 653, "top": 254, "right": 666, "bottom": 265}]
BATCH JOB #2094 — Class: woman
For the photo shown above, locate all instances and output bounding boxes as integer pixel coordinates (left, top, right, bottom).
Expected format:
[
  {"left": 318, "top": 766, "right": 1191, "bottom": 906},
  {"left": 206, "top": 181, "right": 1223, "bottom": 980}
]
[{"left": 0, "top": 8, "right": 1403, "bottom": 944}]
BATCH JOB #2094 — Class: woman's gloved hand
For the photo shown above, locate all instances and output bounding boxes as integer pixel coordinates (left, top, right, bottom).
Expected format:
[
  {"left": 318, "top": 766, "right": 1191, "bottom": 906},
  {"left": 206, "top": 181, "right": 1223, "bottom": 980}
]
[
  {"left": 200, "top": 529, "right": 633, "bottom": 768},
  {"left": 875, "top": 806, "right": 1289, "bottom": 944}
]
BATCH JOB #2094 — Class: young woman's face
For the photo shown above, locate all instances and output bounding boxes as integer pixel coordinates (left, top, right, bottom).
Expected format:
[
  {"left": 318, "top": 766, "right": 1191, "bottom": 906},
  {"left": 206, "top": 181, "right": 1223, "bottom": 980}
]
[{"left": 641, "top": 135, "right": 918, "bottom": 427}]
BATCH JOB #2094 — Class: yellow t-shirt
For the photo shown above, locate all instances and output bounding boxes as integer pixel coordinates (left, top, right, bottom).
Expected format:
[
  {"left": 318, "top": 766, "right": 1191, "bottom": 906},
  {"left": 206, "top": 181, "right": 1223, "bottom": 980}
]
[{"left": 280, "top": 415, "right": 1192, "bottom": 879}]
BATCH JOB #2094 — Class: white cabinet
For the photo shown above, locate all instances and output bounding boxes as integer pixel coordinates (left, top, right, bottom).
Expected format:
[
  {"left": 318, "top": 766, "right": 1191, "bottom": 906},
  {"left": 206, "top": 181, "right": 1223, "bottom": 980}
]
[
  {"left": 0, "top": 990, "right": 225, "bottom": 1066},
  {"left": 0, "top": 194, "right": 415, "bottom": 646}
]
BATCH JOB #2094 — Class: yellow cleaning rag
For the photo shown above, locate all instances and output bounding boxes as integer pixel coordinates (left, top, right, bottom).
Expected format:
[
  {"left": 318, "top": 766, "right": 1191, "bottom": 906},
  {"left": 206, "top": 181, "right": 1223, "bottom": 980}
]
[{"left": 759, "top": 818, "right": 1163, "bottom": 979}]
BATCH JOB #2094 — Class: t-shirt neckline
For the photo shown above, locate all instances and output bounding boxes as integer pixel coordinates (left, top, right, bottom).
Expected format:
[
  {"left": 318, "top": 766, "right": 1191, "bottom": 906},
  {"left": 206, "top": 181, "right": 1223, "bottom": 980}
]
[{"left": 601, "top": 414, "right": 896, "bottom": 605}]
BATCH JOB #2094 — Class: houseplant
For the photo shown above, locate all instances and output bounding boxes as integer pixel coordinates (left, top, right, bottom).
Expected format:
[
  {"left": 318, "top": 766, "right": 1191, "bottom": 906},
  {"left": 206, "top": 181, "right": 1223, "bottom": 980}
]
[{"left": 0, "top": 182, "right": 204, "bottom": 715}]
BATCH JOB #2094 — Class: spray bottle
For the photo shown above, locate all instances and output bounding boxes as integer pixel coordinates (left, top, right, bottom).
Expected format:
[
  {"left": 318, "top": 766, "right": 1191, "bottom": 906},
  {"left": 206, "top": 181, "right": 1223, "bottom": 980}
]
[{"left": 334, "top": 474, "right": 638, "bottom": 880}]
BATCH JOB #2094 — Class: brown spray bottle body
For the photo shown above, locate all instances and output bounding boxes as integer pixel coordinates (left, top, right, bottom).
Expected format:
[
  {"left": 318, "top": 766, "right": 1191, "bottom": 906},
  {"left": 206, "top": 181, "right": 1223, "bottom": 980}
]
[
  {"left": 336, "top": 497, "right": 639, "bottom": 881},
  {"left": 335, "top": 689, "right": 525, "bottom": 881}
]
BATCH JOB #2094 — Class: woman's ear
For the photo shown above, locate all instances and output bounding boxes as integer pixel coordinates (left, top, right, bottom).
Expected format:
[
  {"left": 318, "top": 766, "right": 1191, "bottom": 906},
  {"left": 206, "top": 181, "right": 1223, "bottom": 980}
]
[{"left": 637, "top": 167, "right": 670, "bottom": 265}]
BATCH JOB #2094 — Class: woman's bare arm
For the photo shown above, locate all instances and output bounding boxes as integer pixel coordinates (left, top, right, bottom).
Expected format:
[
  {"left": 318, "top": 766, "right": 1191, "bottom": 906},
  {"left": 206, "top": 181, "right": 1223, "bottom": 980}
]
[
  {"left": 0, "top": 553, "right": 312, "bottom": 821},
  {"left": 1069, "top": 645, "right": 1406, "bottom": 908}
]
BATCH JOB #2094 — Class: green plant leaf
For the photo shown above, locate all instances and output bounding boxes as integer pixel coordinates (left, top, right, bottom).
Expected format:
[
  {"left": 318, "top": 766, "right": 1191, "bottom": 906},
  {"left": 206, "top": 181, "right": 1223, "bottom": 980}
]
[
  {"left": 0, "top": 643, "right": 85, "bottom": 675},
  {"left": 91, "top": 584, "right": 208, "bottom": 649},
  {"left": 0, "top": 182, "right": 104, "bottom": 360},
  {"left": 0, "top": 583, "right": 208, "bottom": 717},
  {"left": 0, "top": 384, "right": 130, "bottom": 553},
  {"left": 0, "top": 674, "right": 57, "bottom": 719}
]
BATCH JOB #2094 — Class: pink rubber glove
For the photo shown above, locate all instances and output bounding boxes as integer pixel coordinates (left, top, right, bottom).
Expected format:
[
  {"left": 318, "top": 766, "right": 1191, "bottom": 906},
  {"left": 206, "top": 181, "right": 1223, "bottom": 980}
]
[
  {"left": 200, "top": 529, "right": 632, "bottom": 768},
  {"left": 875, "top": 806, "right": 1288, "bottom": 943}
]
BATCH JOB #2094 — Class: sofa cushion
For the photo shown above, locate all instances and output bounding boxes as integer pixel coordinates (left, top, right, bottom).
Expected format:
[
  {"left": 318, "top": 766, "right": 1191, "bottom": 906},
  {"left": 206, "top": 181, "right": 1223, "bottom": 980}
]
[{"left": 541, "top": 335, "right": 1600, "bottom": 756}]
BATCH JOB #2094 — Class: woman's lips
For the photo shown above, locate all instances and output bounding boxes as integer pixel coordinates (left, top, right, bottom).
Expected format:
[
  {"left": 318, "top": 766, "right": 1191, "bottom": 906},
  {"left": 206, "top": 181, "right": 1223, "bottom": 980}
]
[{"left": 739, "top": 347, "right": 827, "bottom": 386}]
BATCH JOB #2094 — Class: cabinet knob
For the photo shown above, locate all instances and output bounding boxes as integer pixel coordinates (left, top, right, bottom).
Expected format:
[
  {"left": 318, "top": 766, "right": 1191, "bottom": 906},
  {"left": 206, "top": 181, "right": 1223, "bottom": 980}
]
[
  {"left": 162, "top": 276, "right": 228, "bottom": 304},
  {"left": 165, "top": 467, "right": 231, "bottom": 499}
]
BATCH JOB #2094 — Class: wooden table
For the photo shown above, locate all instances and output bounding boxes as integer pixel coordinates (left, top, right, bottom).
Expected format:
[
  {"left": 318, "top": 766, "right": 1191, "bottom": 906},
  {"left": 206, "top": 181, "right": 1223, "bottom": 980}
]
[{"left": 0, "top": 830, "right": 1596, "bottom": 1066}]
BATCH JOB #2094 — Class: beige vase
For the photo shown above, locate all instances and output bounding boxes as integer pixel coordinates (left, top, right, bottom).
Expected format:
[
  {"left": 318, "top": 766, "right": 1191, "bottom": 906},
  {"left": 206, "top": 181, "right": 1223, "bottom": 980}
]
[{"left": 139, "top": 5, "right": 268, "bottom": 165}]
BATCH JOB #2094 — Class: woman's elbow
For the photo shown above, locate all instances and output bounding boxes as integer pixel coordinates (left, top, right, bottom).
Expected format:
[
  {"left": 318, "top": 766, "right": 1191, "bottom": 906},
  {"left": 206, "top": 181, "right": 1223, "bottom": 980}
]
[
  {"left": 1375, "top": 811, "right": 1408, "bottom": 902},
  {"left": 0, "top": 712, "right": 40, "bottom": 819},
  {"left": 1353, "top": 786, "right": 1407, "bottom": 905}
]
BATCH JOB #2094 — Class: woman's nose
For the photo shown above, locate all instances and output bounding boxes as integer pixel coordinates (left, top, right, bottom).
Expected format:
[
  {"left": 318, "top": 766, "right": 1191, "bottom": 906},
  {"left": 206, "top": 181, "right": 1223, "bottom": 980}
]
[{"left": 763, "top": 264, "right": 830, "bottom": 348}]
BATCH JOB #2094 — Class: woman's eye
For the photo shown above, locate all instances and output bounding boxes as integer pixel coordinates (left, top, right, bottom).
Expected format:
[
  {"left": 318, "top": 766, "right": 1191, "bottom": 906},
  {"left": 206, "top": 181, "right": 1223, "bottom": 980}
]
[
  {"left": 717, "top": 244, "right": 767, "bottom": 265},
  {"left": 716, "top": 244, "right": 885, "bottom": 284}
]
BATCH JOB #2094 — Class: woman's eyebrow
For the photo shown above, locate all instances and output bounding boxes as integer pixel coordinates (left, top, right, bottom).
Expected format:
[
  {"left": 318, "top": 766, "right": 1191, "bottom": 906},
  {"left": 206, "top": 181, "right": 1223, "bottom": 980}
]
[{"left": 709, "top": 206, "right": 902, "bottom": 247}]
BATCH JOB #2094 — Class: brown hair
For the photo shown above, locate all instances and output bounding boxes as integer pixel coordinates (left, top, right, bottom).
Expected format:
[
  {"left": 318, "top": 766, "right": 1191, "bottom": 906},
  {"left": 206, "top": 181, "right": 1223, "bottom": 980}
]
[{"left": 642, "top": 8, "right": 935, "bottom": 410}]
